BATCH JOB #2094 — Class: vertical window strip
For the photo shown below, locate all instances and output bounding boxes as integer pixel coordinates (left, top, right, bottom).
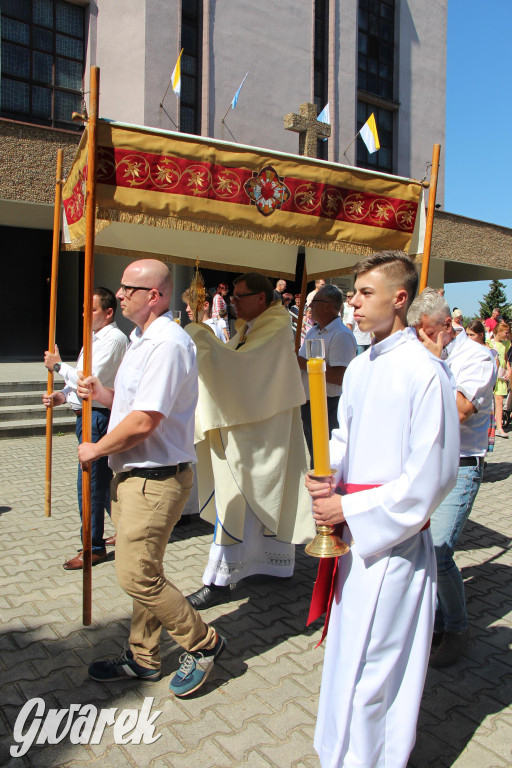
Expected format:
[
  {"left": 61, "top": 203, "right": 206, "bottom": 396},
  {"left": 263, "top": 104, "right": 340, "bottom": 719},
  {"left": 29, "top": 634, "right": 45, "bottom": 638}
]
[
  {"left": 314, "top": 0, "right": 329, "bottom": 160},
  {"left": 179, "top": 0, "right": 202, "bottom": 135},
  {"left": 357, "top": 0, "right": 395, "bottom": 172}
]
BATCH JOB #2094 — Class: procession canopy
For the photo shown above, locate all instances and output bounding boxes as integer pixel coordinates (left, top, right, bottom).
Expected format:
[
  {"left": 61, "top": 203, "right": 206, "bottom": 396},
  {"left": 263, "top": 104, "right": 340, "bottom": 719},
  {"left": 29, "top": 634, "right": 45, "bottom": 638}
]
[{"left": 62, "top": 120, "right": 426, "bottom": 279}]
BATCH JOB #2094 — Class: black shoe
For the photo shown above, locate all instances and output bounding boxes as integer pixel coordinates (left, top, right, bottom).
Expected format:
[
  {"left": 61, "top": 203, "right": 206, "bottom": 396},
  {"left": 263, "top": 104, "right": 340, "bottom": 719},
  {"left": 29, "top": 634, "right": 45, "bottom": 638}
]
[
  {"left": 431, "top": 631, "right": 444, "bottom": 648},
  {"left": 88, "top": 648, "right": 162, "bottom": 682},
  {"left": 186, "top": 584, "right": 231, "bottom": 610},
  {"left": 430, "top": 627, "right": 471, "bottom": 668}
]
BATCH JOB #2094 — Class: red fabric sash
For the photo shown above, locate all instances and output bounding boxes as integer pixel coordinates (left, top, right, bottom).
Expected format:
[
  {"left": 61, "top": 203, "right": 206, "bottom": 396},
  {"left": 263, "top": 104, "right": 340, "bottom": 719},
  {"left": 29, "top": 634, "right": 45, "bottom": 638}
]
[
  {"left": 306, "top": 482, "right": 432, "bottom": 646},
  {"left": 306, "top": 483, "right": 380, "bottom": 647}
]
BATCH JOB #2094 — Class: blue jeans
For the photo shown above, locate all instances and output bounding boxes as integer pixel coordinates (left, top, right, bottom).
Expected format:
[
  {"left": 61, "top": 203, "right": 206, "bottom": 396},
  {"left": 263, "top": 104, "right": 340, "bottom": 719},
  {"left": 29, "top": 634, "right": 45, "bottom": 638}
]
[
  {"left": 430, "top": 462, "right": 483, "bottom": 633},
  {"left": 356, "top": 344, "right": 370, "bottom": 355},
  {"left": 76, "top": 409, "right": 112, "bottom": 553}
]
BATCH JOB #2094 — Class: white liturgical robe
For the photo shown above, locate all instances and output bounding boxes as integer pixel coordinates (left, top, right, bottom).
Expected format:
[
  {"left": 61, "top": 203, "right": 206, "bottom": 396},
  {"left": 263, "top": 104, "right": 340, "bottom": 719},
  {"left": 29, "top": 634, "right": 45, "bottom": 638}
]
[{"left": 315, "top": 331, "right": 460, "bottom": 768}]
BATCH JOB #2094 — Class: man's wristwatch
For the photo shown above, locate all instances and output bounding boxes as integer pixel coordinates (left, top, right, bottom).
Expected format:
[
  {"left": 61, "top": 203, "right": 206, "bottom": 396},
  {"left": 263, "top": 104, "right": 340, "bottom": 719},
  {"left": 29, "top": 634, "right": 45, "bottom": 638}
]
[{"left": 53, "top": 362, "right": 61, "bottom": 373}]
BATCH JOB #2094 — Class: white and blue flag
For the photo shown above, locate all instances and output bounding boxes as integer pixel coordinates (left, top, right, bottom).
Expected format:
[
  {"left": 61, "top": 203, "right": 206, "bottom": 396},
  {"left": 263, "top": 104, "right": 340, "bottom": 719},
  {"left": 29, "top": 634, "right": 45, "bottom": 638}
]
[
  {"left": 231, "top": 72, "right": 249, "bottom": 110},
  {"left": 317, "top": 102, "right": 330, "bottom": 124}
]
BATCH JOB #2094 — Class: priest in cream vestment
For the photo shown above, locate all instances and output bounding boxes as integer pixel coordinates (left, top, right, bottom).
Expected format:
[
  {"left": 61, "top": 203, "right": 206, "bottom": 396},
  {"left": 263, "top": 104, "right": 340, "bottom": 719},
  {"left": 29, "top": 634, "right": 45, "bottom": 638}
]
[{"left": 186, "top": 272, "right": 315, "bottom": 610}]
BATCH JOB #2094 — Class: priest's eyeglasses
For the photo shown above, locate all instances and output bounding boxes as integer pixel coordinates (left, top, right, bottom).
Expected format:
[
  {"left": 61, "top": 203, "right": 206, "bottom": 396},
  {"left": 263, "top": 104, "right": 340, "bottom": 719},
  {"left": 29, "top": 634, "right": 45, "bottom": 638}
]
[
  {"left": 119, "top": 284, "right": 163, "bottom": 298},
  {"left": 232, "top": 292, "right": 260, "bottom": 301}
]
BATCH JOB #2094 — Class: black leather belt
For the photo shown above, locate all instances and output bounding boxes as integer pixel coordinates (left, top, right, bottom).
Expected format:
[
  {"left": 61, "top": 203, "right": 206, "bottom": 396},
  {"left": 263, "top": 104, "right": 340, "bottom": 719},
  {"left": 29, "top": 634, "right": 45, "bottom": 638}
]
[
  {"left": 126, "top": 463, "right": 191, "bottom": 479},
  {"left": 74, "top": 407, "right": 111, "bottom": 417},
  {"left": 459, "top": 456, "right": 484, "bottom": 467}
]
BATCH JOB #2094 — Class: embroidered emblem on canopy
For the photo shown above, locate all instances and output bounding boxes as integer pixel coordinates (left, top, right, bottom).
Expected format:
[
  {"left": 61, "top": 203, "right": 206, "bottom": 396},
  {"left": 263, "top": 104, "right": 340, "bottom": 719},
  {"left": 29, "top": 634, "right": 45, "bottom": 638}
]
[{"left": 244, "top": 165, "right": 291, "bottom": 217}]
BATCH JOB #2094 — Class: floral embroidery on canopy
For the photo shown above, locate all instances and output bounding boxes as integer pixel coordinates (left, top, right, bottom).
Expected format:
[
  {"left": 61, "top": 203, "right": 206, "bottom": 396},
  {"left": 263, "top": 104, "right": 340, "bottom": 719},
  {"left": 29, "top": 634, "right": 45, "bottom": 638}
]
[
  {"left": 63, "top": 167, "right": 87, "bottom": 224},
  {"left": 244, "top": 165, "right": 291, "bottom": 217}
]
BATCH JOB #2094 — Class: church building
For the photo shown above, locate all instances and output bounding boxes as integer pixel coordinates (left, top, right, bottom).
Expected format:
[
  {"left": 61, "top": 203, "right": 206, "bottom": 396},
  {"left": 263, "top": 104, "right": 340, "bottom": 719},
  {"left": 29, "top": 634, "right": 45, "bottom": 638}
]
[{"left": 1, "top": 0, "right": 510, "bottom": 356}]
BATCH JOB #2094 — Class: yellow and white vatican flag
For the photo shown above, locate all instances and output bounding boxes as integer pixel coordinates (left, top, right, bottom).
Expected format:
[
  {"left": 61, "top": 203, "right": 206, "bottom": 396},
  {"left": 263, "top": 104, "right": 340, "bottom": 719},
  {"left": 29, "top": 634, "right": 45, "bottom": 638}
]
[
  {"left": 360, "top": 113, "right": 380, "bottom": 154},
  {"left": 171, "top": 49, "right": 183, "bottom": 97}
]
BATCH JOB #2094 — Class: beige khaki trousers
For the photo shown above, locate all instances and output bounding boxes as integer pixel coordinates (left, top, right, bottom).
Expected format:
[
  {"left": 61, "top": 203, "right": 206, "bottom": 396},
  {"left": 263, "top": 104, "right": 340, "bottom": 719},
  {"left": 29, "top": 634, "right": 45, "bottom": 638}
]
[{"left": 111, "top": 468, "right": 216, "bottom": 669}]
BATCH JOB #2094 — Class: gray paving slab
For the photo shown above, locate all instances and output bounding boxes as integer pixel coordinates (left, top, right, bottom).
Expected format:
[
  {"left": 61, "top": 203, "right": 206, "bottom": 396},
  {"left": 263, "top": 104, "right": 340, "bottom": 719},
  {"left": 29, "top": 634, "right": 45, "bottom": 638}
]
[
  {"left": 0, "top": 359, "right": 76, "bottom": 383},
  {"left": 0, "top": 391, "right": 511, "bottom": 767}
]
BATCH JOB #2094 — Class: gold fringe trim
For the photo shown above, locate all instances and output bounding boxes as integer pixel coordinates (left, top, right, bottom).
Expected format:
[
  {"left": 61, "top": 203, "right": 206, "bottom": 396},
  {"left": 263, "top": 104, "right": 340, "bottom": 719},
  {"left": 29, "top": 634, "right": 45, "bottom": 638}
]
[
  {"left": 92, "top": 207, "right": 378, "bottom": 256},
  {"left": 62, "top": 207, "right": 408, "bottom": 281},
  {"left": 62, "top": 217, "right": 111, "bottom": 252},
  {"left": 62, "top": 243, "right": 296, "bottom": 279}
]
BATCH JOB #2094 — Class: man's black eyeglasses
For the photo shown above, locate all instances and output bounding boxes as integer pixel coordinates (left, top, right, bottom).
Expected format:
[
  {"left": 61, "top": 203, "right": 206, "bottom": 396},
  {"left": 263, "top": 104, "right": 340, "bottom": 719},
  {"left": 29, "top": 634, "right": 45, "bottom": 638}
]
[
  {"left": 119, "top": 284, "right": 163, "bottom": 298},
  {"left": 232, "top": 292, "right": 261, "bottom": 301}
]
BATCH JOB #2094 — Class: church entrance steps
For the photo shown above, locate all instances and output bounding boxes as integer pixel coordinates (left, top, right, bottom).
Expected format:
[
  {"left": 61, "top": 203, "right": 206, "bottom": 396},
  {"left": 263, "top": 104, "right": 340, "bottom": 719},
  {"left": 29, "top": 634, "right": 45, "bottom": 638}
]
[{"left": 0, "top": 379, "right": 75, "bottom": 439}]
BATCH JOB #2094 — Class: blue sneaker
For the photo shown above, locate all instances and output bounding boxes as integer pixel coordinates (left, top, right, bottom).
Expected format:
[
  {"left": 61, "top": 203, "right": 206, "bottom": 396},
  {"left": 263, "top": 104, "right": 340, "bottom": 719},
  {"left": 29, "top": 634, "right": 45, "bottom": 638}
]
[
  {"left": 169, "top": 634, "right": 226, "bottom": 697},
  {"left": 88, "top": 649, "right": 162, "bottom": 682}
]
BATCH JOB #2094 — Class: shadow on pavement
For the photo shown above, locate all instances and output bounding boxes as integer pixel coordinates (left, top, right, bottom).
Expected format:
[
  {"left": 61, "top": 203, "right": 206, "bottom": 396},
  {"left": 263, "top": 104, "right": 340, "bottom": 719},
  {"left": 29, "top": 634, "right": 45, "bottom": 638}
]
[
  {"left": 482, "top": 461, "right": 512, "bottom": 483},
  {"left": 409, "top": 519, "right": 512, "bottom": 767},
  {"left": 457, "top": 518, "right": 511, "bottom": 551},
  {"left": 410, "top": 626, "right": 512, "bottom": 768},
  {"left": 0, "top": 543, "right": 318, "bottom": 767}
]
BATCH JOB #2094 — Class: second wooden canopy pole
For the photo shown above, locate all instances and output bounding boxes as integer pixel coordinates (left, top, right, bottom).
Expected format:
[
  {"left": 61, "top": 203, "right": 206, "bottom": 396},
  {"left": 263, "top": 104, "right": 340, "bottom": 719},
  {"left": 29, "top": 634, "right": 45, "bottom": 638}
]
[
  {"left": 81, "top": 66, "right": 100, "bottom": 626},
  {"left": 45, "top": 149, "right": 64, "bottom": 519}
]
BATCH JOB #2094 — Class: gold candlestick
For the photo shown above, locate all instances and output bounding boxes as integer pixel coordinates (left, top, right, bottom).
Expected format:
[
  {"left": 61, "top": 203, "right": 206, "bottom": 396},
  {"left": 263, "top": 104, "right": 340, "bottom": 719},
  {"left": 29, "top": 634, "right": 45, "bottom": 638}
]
[{"left": 304, "top": 339, "right": 349, "bottom": 559}]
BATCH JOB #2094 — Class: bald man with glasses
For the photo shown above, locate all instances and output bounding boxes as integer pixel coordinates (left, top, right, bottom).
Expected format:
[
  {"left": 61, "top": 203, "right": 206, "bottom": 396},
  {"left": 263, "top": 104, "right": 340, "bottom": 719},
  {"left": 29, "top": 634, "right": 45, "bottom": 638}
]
[{"left": 77, "top": 259, "right": 226, "bottom": 698}]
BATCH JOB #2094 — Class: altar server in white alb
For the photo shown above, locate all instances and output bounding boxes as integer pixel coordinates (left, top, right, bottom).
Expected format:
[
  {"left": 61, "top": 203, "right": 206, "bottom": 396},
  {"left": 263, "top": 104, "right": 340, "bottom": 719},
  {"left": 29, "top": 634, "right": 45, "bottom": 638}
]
[{"left": 306, "top": 251, "right": 460, "bottom": 768}]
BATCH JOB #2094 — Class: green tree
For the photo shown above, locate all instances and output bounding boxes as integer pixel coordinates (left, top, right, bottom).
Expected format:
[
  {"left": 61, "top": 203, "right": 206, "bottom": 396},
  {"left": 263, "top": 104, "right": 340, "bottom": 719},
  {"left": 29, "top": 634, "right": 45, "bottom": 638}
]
[{"left": 479, "top": 280, "right": 511, "bottom": 322}]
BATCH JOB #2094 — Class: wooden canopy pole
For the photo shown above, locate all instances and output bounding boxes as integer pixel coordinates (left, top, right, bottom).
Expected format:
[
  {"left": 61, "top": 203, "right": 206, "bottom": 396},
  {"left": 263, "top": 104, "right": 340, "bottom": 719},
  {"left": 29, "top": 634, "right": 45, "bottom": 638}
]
[
  {"left": 82, "top": 66, "right": 100, "bottom": 626},
  {"left": 283, "top": 102, "right": 326, "bottom": 352},
  {"left": 294, "top": 258, "right": 308, "bottom": 353},
  {"left": 45, "top": 150, "right": 64, "bottom": 518},
  {"left": 419, "top": 144, "right": 441, "bottom": 293}
]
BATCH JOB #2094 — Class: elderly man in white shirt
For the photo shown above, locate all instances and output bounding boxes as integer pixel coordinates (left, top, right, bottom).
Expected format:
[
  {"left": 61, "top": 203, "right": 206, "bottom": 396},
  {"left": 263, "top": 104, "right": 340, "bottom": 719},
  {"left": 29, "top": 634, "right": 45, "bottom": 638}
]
[
  {"left": 77, "top": 260, "right": 225, "bottom": 698},
  {"left": 408, "top": 288, "right": 496, "bottom": 667},
  {"left": 297, "top": 284, "right": 356, "bottom": 466},
  {"left": 43, "top": 287, "right": 127, "bottom": 569}
]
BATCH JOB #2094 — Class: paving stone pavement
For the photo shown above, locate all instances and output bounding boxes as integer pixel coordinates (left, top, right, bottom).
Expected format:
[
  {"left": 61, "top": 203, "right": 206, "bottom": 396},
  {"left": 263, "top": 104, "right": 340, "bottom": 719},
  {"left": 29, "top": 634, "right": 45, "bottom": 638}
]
[{"left": 0, "top": 430, "right": 511, "bottom": 768}]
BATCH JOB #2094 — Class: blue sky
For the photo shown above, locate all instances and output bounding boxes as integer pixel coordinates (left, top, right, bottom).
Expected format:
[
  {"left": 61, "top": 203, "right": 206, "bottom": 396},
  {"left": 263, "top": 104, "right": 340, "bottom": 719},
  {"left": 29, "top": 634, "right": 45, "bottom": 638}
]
[{"left": 443, "top": 0, "right": 512, "bottom": 316}]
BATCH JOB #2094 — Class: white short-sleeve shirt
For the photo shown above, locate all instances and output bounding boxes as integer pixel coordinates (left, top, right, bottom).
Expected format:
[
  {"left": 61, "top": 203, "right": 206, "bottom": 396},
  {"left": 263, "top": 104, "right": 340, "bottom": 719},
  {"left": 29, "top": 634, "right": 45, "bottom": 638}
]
[
  {"left": 108, "top": 312, "right": 198, "bottom": 472},
  {"left": 204, "top": 318, "right": 226, "bottom": 341},
  {"left": 445, "top": 329, "right": 497, "bottom": 457},
  {"left": 298, "top": 317, "right": 357, "bottom": 398},
  {"left": 59, "top": 322, "right": 128, "bottom": 409}
]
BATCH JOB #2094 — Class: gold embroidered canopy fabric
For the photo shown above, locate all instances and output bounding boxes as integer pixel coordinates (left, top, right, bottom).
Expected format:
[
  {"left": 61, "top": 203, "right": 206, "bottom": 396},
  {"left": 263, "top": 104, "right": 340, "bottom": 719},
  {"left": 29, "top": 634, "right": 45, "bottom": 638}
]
[{"left": 62, "top": 121, "right": 425, "bottom": 278}]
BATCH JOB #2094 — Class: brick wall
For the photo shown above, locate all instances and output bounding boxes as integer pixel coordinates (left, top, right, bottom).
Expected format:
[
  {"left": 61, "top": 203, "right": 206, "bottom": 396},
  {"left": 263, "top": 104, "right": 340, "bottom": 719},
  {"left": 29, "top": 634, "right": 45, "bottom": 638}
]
[{"left": 0, "top": 118, "right": 81, "bottom": 205}]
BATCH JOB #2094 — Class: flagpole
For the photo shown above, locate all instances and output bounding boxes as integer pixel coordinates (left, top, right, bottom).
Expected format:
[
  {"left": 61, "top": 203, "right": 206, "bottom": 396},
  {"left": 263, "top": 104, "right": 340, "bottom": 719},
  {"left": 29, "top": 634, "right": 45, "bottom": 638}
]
[
  {"left": 343, "top": 131, "right": 360, "bottom": 164},
  {"left": 222, "top": 73, "right": 249, "bottom": 124},
  {"left": 419, "top": 144, "right": 441, "bottom": 293},
  {"left": 44, "top": 149, "right": 64, "bottom": 519}
]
